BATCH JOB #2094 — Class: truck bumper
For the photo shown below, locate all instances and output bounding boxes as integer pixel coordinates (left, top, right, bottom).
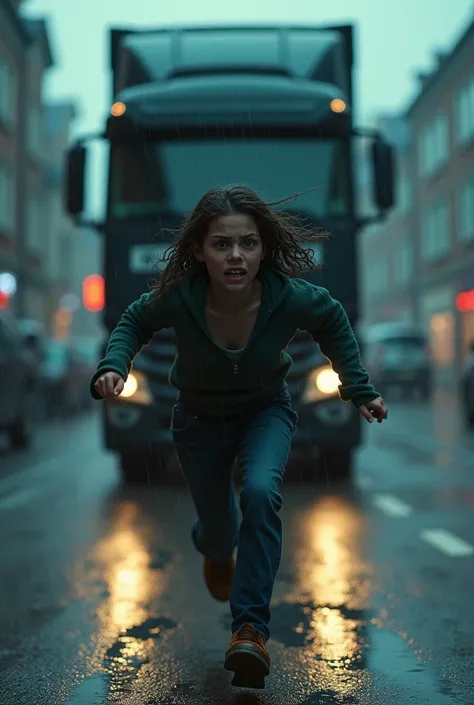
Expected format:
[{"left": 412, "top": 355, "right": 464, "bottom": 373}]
[
  {"left": 103, "top": 395, "right": 361, "bottom": 459},
  {"left": 292, "top": 396, "right": 360, "bottom": 457},
  {"left": 103, "top": 400, "right": 174, "bottom": 455}
]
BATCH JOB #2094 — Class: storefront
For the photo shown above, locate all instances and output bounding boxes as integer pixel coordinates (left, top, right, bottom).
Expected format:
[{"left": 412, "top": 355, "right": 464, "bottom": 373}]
[
  {"left": 419, "top": 284, "right": 456, "bottom": 385},
  {"left": 371, "top": 296, "right": 415, "bottom": 325},
  {"left": 455, "top": 283, "right": 474, "bottom": 365}
]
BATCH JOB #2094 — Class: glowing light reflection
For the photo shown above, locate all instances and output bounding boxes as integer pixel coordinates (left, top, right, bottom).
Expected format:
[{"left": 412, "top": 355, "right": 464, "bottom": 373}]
[
  {"left": 94, "top": 502, "right": 162, "bottom": 634},
  {"left": 291, "top": 495, "right": 373, "bottom": 694}
]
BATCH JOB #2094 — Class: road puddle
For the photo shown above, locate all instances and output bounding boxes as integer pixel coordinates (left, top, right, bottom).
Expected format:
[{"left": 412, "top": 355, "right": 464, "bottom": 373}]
[{"left": 63, "top": 674, "right": 109, "bottom": 705}]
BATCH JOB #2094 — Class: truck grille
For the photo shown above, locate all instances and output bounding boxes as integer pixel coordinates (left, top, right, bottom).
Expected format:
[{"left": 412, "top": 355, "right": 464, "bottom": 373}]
[{"left": 132, "top": 329, "right": 325, "bottom": 405}]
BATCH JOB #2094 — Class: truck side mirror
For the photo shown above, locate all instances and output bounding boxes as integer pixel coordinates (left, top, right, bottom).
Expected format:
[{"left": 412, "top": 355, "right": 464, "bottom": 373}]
[
  {"left": 65, "top": 145, "right": 87, "bottom": 216},
  {"left": 371, "top": 140, "right": 395, "bottom": 212}
]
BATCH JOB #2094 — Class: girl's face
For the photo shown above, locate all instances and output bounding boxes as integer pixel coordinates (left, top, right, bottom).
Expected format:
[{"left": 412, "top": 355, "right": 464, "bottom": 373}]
[{"left": 194, "top": 213, "right": 264, "bottom": 291}]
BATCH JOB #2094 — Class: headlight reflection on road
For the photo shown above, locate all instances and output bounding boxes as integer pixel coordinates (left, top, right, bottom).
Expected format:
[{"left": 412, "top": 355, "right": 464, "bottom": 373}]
[
  {"left": 296, "top": 496, "right": 372, "bottom": 689},
  {"left": 95, "top": 502, "right": 161, "bottom": 633},
  {"left": 101, "top": 529, "right": 150, "bottom": 632},
  {"left": 91, "top": 502, "right": 173, "bottom": 693}
]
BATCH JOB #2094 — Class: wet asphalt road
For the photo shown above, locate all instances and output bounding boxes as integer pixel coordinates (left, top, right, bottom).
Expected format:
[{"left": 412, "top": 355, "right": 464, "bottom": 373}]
[{"left": 0, "top": 390, "right": 474, "bottom": 705}]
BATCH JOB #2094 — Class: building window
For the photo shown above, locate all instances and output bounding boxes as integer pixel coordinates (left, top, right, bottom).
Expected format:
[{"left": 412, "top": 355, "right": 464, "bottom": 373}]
[
  {"left": 422, "top": 201, "right": 450, "bottom": 261},
  {"left": 394, "top": 238, "right": 414, "bottom": 285},
  {"left": 0, "top": 164, "right": 15, "bottom": 231},
  {"left": 419, "top": 114, "right": 449, "bottom": 177},
  {"left": 455, "top": 75, "right": 474, "bottom": 145},
  {"left": 0, "top": 56, "right": 16, "bottom": 125},
  {"left": 459, "top": 177, "right": 474, "bottom": 242}
]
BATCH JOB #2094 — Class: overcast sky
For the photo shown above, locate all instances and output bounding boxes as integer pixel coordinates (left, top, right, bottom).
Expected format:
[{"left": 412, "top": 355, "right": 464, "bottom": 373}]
[{"left": 24, "top": 0, "right": 474, "bottom": 133}]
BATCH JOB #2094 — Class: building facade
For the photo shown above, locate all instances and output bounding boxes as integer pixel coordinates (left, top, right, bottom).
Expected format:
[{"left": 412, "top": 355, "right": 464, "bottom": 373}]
[
  {"left": 22, "top": 17, "right": 54, "bottom": 326},
  {"left": 359, "top": 116, "right": 417, "bottom": 328},
  {"left": 0, "top": 1, "right": 55, "bottom": 324},
  {"left": 43, "top": 103, "right": 102, "bottom": 339},
  {"left": 360, "top": 19, "right": 474, "bottom": 385},
  {"left": 0, "top": 1, "right": 98, "bottom": 338},
  {"left": 0, "top": 0, "right": 29, "bottom": 311},
  {"left": 43, "top": 101, "right": 79, "bottom": 337}
]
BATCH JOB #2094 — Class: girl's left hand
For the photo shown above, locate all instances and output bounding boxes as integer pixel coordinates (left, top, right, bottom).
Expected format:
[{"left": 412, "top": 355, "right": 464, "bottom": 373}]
[{"left": 359, "top": 396, "right": 388, "bottom": 424}]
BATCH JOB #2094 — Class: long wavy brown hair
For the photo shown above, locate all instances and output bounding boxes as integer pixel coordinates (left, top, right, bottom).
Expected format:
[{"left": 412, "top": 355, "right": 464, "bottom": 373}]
[{"left": 151, "top": 184, "right": 327, "bottom": 299}]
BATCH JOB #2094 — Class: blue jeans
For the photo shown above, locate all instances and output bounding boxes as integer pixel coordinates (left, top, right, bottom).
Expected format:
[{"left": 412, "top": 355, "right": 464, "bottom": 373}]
[{"left": 170, "top": 388, "right": 298, "bottom": 641}]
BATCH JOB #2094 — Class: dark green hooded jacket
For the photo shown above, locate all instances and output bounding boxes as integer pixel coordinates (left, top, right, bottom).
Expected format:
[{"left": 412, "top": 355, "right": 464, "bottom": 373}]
[{"left": 90, "top": 265, "right": 379, "bottom": 415}]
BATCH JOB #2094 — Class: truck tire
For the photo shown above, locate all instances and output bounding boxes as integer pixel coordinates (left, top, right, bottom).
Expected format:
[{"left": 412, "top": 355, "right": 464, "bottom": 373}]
[
  {"left": 118, "top": 451, "right": 176, "bottom": 484},
  {"left": 7, "top": 391, "right": 36, "bottom": 450},
  {"left": 283, "top": 447, "right": 319, "bottom": 482},
  {"left": 119, "top": 453, "right": 153, "bottom": 483},
  {"left": 318, "top": 449, "right": 353, "bottom": 482},
  {"left": 8, "top": 415, "right": 33, "bottom": 450}
]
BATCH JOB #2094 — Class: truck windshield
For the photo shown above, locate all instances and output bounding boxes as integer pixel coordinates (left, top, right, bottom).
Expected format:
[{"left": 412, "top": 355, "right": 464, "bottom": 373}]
[{"left": 109, "top": 138, "right": 350, "bottom": 221}]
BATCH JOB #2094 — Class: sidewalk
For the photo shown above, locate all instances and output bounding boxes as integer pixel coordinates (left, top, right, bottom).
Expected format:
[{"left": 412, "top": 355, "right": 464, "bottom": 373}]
[{"left": 366, "top": 385, "right": 474, "bottom": 459}]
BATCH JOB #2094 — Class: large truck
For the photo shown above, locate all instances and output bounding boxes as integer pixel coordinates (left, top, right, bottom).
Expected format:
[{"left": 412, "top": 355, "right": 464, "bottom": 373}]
[{"left": 65, "top": 24, "right": 394, "bottom": 483}]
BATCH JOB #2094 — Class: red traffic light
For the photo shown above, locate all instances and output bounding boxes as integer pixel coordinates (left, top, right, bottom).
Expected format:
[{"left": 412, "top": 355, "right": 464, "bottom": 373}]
[{"left": 82, "top": 274, "right": 104, "bottom": 312}]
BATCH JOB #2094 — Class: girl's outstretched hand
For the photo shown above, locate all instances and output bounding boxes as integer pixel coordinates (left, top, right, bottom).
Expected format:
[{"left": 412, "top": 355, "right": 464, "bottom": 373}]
[
  {"left": 94, "top": 371, "right": 125, "bottom": 399},
  {"left": 359, "top": 396, "right": 388, "bottom": 424}
]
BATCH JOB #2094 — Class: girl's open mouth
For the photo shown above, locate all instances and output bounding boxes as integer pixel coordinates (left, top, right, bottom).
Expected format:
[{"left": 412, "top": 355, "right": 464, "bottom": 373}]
[{"left": 224, "top": 268, "right": 247, "bottom": 281}]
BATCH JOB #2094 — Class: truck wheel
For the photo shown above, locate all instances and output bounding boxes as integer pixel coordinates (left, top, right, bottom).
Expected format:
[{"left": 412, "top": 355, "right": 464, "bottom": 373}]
[
  {"left": 118, "top": 452, "right": 175, "bottom": 484},
  {"left": 7, "top": 392, "right": 36, "bottom": 450},
  {"left": 318, "top": 450, "right": 353, "bottom": 482},
  {"left": 8, "top": 415, "right": 33, "bottom": 450},
  {"left": 284, "top": 447, "right": 319, "bottom": 482},
  {"left": 119, "top": 453, "right": 153, "bottom": 483}
]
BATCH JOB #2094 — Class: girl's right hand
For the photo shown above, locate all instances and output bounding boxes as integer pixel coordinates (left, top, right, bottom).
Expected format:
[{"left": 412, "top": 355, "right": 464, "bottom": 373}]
[{"left": 94, "top": 371, "right": 125, "bottom": 399}]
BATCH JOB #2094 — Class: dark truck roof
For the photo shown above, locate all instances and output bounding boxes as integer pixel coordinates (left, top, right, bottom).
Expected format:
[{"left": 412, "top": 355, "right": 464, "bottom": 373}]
[
  {"left": 108, "top": 25, "right": 353, "bottom": 133},
  {"left": 111, "top": 25, "right": 352, "bottom": 90}
]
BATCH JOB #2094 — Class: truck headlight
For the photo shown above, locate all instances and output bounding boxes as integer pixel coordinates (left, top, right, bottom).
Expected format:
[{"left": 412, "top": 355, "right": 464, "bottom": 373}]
[
  {"left": 303, "top": 365, "right": 341, "bottom": 403},
  {"left": 117, "top": 370, "right": 152, "bottom": 405}
]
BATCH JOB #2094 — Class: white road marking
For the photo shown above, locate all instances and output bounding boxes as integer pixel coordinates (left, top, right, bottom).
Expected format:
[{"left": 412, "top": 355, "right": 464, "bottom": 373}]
[
  {"left": 420, "top": 529, "right": 474, "bottom": 557},
  {"left": 373, "top": 493, "right": 413, "bottom": 517}
]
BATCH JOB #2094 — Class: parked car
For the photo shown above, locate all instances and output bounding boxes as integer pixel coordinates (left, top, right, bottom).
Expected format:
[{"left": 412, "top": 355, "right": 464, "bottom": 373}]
[
  {"left": 69, "top": 336, "right": 103, "bottom": 410},
  {"left": 0, "top": 311, "right": 39, "bottom": 448},
  {"left": 18, "top": 318, "right": 46, "bottom": 369},
  {"left": 40, "top": 338, "right": 83, "bottom": 417},
  {"left": 360, "top": 322, "right": 432, "bottom": 400}
]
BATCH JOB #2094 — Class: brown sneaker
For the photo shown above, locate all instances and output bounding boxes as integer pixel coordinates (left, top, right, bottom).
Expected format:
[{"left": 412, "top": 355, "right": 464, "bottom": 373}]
[
  {"left": 203, "top": 556, "right": 235, "bottom": 602},
  {"left": 224, "top": 624, "right": 270, "bottom": 689}
]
